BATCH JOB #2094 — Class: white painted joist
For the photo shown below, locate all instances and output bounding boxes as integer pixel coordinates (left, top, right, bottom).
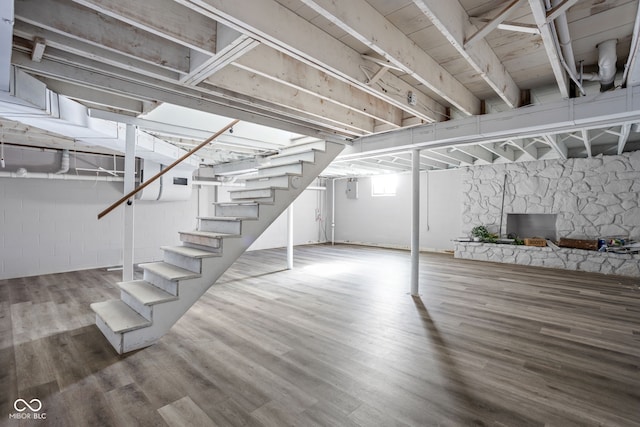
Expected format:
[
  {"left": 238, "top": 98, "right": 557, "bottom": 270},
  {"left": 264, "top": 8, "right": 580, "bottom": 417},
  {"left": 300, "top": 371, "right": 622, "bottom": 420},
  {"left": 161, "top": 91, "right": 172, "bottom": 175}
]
[
  {"left": 617, "top": 123, "right": 631, "bottom": 155},
  {"left": 580, "top": 129, "right": 592, "bottom": 157},
  {"left": 15, "top": 0, "right": 191, "bottom": 74},
  {"left": 175, "top": 0, "right": 447, "bottom": 122},
  {"left": 528, "top": 0, "right": 570, "bottom": 98},
  {"left": 13, "top": 21, "right": 181, "bottom": 82},
  {"left": 10, "top": 52, "right": 355, "bottom": 140},
  {"left": 463, "top": 0, "right": 527, "bottom": 48},
  {"left": 43, "top": 78, "right": 144, "bottom": 114},
  {"left": 480, "top": 142, "right": 516, "bottom": 162},
  {"left": 70, "top": 0, "right": 217, "bottom": 54},
  {"left": 300, "top": 0, "right": 480, "bottom": 115},
  {"left": 542, "top": 134, "right": 568, "bottom": 159},
  {"left": 412, "top": 0, "right": 521, "bottom": 108},
  {"left": 208, "top": 65, "right": 374, "bottom": 134},
  {"left": 233, "top": 44, "right": 403, "bottom": 127}
]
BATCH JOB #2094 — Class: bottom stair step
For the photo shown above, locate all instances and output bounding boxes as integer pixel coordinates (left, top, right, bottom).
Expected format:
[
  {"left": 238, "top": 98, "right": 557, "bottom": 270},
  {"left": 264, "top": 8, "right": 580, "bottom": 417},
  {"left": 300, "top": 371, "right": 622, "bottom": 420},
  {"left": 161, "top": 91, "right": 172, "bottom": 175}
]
[
  {"left": 90, "top": 300, "right": 151, "bottom": 333},
  {"left": 119, "top": 280, "right": 178, "bottom": 305}
]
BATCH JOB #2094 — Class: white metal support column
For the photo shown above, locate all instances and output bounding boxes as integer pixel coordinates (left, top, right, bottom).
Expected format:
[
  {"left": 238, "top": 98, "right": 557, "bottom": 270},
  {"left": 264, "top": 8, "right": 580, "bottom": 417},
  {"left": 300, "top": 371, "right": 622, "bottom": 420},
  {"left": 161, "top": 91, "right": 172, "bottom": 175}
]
[
  {"left": 287, "top": 203, "right": 294, "bottom": 269},
  {"left": 123, "top": 124, "right": 136, "bottom": 281},
  {"left": 331, "top": 178, "right": 336, "bottom": 245},
  {"left": 411, "top": 149, "right": 420, "bottom": 296}
]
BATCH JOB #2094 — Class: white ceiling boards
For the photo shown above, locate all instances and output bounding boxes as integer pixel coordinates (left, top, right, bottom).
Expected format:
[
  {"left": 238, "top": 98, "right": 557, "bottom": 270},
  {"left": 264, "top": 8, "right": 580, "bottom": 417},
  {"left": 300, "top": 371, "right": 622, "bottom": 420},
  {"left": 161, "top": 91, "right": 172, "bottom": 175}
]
[{"left": 1, "top": 0, "right": 639, "bottom": 176}]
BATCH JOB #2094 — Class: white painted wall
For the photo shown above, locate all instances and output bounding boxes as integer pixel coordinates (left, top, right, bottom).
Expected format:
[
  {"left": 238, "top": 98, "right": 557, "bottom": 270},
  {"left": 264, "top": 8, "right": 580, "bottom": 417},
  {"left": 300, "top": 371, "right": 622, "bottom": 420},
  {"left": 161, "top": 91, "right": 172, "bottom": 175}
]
[
  {"left": 0, "top": 177, "right": 199, "bottom": 280},
  {"left": 333, "top": 169, "right": 462, "bottom": 251},
  {"left": 216, "top": 184, "right": 328, "bottom": 251}
]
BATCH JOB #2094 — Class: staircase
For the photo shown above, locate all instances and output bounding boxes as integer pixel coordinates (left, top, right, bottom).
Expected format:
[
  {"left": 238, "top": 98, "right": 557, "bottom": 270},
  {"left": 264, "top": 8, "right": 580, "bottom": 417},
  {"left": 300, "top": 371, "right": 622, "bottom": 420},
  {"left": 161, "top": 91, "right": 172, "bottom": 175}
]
[{"left": 91, "top": 140, "right": 344, "bottom": 354}]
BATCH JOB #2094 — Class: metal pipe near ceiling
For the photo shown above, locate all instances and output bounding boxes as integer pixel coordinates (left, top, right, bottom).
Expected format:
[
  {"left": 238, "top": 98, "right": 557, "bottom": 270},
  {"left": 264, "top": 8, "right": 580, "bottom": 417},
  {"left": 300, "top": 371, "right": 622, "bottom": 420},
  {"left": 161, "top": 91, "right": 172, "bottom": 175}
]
[
  {"left": 55, "top": 149, "right": 70, "bottom": 174},
  {"left": 547, "top": 0, "right": 586, "bottom": 95}
]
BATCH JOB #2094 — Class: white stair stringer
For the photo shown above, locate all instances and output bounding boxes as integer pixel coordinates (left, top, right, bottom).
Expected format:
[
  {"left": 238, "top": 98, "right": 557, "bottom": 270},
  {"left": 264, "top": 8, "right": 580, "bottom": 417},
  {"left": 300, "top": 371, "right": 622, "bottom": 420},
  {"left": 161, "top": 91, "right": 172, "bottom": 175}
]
[{"left": 91, "top": 140, "right": 344, "bottom": 354}]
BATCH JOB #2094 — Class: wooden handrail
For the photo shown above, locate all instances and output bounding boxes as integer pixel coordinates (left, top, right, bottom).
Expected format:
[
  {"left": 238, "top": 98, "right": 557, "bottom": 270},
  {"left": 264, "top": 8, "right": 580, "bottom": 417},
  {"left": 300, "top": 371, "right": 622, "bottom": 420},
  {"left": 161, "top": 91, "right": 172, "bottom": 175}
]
[{"left": 98, "top": 119, "right": 240, "bottom": 220}]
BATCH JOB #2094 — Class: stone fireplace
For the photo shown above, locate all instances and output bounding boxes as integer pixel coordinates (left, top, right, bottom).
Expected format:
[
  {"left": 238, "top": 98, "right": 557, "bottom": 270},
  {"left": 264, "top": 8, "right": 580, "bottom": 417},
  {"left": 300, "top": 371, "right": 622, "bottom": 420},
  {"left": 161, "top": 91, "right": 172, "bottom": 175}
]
[{"left": 455, "top": 151, "right": 640, "bottom": 277}]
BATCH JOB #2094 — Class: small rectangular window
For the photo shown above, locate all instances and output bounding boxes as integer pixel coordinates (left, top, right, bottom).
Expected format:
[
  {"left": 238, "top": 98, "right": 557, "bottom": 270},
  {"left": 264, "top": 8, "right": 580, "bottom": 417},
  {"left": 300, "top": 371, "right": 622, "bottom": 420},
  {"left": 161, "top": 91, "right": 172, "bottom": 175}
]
[
  {"left": 371, "top": 174, "right": 397, "bottom": 197},
  {"left": 173, "top": 177, "right": 188, "bottom": 186}
]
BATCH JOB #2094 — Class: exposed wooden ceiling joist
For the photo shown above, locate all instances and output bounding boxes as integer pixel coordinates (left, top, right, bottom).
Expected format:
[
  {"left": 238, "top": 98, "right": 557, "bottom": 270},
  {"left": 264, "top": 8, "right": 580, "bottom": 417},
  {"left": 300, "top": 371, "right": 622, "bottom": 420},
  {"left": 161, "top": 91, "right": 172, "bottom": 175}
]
[
  {"left": 300, "top": 0, "right": 481, "bottom": 115},
  {"left": 175, "top": 0, "right": 448, "bottom": 122}
]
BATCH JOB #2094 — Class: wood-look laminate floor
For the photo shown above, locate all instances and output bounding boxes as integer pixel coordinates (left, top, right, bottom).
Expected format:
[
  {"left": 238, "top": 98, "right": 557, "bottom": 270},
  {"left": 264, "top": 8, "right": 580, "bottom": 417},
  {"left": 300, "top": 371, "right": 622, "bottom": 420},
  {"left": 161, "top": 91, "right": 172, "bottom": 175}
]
[{"left": 1, "top": 244, "right": 639, "bottom": 426}]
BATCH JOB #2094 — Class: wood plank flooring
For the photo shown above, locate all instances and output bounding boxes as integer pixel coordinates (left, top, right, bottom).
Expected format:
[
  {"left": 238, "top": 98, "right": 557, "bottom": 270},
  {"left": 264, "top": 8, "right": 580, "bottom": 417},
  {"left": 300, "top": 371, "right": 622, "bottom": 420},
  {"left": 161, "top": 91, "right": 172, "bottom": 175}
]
[{"left": 1, "top": 244, "right": 639, "bottom": 426}]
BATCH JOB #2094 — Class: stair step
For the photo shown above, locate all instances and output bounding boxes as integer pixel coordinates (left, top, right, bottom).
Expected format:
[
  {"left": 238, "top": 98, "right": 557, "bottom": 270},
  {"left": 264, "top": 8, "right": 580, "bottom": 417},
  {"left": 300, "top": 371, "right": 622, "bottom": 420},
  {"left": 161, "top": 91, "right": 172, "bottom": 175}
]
[
  {"left": 139, "top": 261, "right": 201, "bottom": 281},
  {"left": 278, "top": 140, "right": 326, "bottom": 156},
  {"left": 212, "top": 202, "right": 259, "bottom": 218},
  {"left": 257, "top": 161, "right": 303, "bottom": 177},
  {"left": 261, "top": 150, "right": 316, "bottom": 166},
  {"left": 91, "top": 300, "right": 151, "bottom": 333},
  {"left": 244, "top": 174, "right": 291, "bottom": 190},
  {"left": 229, "top": 187, "right": 275, "bottom": 201},
  {"left": 198, "top": 217, "right": 243, "bottom": 234},
  {"left": 160, "top": 245, "right": 222, "bottom": 258},
  {"left": 119, "top": 280, "right": 178, "bottom": 305},
  {"left": 179, "top": 230, "right": 238, "bottom": 248}
]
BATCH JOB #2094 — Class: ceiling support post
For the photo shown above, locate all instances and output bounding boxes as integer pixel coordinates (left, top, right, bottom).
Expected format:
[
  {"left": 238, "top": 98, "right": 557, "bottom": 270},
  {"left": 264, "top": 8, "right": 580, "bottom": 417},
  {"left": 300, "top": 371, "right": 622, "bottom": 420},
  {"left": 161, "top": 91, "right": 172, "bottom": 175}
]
[
  {"left": 287, "top": 203, "right": 294, "bottom": 270},
  {"left": 411, "top": 149, "right": 421, "bottom": 296},
  {"left": 122, "top": 124, "right": 136, "bottom": 282}
]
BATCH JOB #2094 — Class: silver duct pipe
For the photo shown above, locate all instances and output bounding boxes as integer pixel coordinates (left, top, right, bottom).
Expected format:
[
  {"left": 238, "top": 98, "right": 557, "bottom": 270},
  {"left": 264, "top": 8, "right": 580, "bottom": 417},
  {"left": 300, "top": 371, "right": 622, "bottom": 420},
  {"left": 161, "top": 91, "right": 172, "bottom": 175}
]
[
  {"left": 582, "top": 39, "right": 618, "bottom": 91},
  {"left": 55, "top": 149, "right": 70, "bottom": 174}
]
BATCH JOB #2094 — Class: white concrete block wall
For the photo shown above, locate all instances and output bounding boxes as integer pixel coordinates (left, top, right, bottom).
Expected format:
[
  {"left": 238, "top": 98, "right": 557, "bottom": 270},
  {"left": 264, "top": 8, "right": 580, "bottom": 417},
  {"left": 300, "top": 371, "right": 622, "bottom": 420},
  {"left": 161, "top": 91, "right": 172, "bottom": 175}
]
[
  {"left": 0, "top": 177, "right": 198, "bottom": 280},
  {"left": 333, "top": 169, "right": 463, "bottom": 251}
]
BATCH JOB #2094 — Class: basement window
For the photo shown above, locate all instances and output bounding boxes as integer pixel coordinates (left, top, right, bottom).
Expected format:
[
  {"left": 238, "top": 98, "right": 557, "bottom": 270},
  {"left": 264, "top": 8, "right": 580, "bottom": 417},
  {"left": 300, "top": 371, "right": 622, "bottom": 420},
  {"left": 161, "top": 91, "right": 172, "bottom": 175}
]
[{"left": 371, "top": 174, "right": 397, "bottom": 197}]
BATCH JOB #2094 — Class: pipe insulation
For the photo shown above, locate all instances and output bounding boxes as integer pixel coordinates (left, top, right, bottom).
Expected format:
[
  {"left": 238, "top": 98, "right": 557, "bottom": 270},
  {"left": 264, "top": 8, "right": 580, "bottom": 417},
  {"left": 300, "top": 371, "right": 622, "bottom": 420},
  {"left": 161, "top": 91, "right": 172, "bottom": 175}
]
[
  {"left": 55, "top": 149, "right": 70, "bottom": 174},
  {"left": 582, "top": 39, "right": 618, "bottom": 91}
]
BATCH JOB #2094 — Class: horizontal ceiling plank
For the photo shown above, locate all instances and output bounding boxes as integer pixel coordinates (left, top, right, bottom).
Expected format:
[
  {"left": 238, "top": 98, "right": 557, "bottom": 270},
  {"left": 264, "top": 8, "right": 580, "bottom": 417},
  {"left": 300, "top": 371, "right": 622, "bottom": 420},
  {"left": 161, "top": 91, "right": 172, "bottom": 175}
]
[
  {"left": 15, "top": 0, "right": 190, "bottom": 74},
  {"left": 176, "top": 0, "right": 447, "bottom": 123},
  {"left": 207, "top": 66, "right": 375, "bottom": 134},
  {"left": 70, "top": 0, "right": 217, "bottom": 54},
  {"left": 233, "top": 45, "right": 402, "bottom": 127},
  {"left": 412, "top": 0, "right": 521, "bottom": 108},
  {"left": 300, "top": 0, "right": 480, "bottom": 115}
]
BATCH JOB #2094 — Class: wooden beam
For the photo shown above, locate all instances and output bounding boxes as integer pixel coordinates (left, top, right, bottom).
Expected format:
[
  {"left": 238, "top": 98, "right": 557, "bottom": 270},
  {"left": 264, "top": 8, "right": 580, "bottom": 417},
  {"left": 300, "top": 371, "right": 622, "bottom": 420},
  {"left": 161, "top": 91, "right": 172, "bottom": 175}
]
[
  {"left": 233, "top": 44, "right": 402, "bottom": 127},
  {"left": 15, "top": 0, "right": 191, "bottom": 73},
  {"left": 469, "top": 18, "right": 539, "bottom": 35},
  {"left": 617, "top": 123, "right": 631, "bottom": 155},
  {"left": 508, "top": 139, "right": 538, "bottom": 160},
  {"left": 412, "top": 0, "right": 521, "bottom": 108},
  {"left": 13, "top": 21, "right": 180, "bottom": 82},
  {"left": 545, "top": 0, "right": 580, "bottom": 23},
  {"left": 11, "top": 50, "right": 359, "bottom": 139},
  {"left": 543, "top": 134, "right": 568, "bottom": 159},
  {"left": 528, "top": 0, "right": 570, "bottom": 98},
  {"left": 70, "top": 0, "right": 217, "bottom": 54},
  {"left": 580, "top": 129, "right": 592, "bottom": 157},
  {"left": 175, "top": 0, "right": 448, "bottom": 122},
  {"left": 431, "top": 148, "right": 475, "bottom": 165},
  {"left": 42, "top": 78, "right": 144, "bottom": 114},
  {"left": 182, "top": 25, "right": 259, "bottom": 85},
  {"left": 300, "top": 0, "right": 480, "bottom": 115},
  {"left": 420, "top": 150, "right": 460, "bottom": 167},
  {"left": 454, "top": 145, "right": 494, "bottom": 163},
  {"left": 207, "top": 65, "right": 375, "bottom": 134},
  {"left": 464, "top": 0, "right": 528, "bottom": 48},
  {"left": 480, "top": 142, "right": 516, "bottom": 162}
]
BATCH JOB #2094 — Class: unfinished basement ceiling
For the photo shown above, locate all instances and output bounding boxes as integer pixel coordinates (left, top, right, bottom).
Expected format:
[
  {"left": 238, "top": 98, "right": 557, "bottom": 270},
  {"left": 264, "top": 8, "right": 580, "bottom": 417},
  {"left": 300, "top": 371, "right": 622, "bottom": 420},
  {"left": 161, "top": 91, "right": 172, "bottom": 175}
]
[{"left": 1, "top": 0, "right": 640, "bottom": 177}]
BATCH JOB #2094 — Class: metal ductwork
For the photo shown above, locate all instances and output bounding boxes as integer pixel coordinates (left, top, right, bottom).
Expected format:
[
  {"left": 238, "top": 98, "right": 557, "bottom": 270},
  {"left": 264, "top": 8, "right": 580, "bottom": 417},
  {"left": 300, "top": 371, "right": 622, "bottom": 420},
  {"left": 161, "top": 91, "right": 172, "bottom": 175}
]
[
  {"left": 55, "top": 149, "right": 70, "bottom": 174},
  {"left": 583, "top": 39, "right": 618, "bottom": 92}
]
